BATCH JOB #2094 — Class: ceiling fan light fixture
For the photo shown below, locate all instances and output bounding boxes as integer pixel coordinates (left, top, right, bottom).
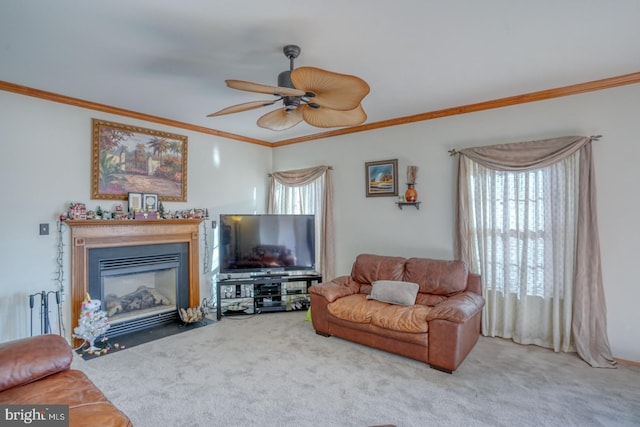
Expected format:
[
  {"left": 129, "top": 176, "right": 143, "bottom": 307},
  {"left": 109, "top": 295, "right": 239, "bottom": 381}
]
[
  {"left": 209, "top": 44, "right": 369, "bottom": 131},
  {"left": 284, "top": 96, "right": 300, "bottom": 111}
]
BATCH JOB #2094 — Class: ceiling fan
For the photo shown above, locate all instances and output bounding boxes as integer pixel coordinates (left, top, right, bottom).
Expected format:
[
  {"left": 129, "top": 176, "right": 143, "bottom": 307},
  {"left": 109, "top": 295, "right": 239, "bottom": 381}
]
[{"left": 207, "top": 45, "right": 370, "bottom": 131}]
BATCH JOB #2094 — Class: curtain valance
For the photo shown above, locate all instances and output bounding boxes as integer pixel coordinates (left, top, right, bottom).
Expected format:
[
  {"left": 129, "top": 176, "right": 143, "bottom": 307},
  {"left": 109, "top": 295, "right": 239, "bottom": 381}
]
[
  {"left": 458, "top": 135, "right": 590, "bottom": 171},
  {"left": 271, "top": 166, "right": 330, "bottom": 186}
]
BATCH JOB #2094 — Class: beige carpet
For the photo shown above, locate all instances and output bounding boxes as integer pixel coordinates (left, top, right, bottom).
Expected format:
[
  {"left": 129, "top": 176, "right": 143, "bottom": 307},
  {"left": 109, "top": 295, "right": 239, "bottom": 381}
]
[{"left": 72, "top": 312, "right": 640, "bottom": 427}]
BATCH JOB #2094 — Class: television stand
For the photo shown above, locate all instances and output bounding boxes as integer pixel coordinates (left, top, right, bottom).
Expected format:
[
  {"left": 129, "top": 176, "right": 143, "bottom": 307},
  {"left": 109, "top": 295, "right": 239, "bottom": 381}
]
[
  {"left": 251, "top": 272, "right": 289, "bottom": 278},
  {"left": 216, "top": 274, "right": 322, "bottom": 320}
]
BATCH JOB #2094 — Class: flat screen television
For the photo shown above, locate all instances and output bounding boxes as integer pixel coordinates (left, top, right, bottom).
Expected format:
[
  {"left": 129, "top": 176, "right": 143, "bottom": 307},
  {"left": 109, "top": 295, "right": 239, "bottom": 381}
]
[{"left": 219, "top": 214, "right": 316, "bottom": 274}]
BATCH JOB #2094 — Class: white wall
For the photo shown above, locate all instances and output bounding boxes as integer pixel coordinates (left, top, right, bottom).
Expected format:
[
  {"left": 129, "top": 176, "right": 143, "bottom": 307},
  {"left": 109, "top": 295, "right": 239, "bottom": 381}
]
[
  {"left": 0, "top": 90, "right": 272, "bottom": 343},
  {"left": 273, "top": 84, "right": 640, "bottom": 363},
  {"left": 2, "top": 84, "right": 638, "bottom": 363}
]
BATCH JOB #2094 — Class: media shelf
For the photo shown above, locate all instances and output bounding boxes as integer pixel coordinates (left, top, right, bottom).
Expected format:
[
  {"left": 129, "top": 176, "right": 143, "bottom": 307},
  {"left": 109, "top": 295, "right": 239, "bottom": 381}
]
[{"left": 216, "top": 274, "right": 322, "bottom": 320}]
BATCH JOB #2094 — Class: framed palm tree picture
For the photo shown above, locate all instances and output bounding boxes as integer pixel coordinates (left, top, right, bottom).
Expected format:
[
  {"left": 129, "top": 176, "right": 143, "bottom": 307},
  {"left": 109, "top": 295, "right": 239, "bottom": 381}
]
[{"left": 91, "top": 118, "right": 188, "bottom": 202}]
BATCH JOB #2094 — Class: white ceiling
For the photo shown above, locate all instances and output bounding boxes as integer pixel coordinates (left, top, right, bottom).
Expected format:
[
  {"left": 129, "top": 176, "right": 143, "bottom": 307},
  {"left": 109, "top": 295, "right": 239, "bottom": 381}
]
[{"left": 1, "top": 1, "right": 639, "bottom": 143}]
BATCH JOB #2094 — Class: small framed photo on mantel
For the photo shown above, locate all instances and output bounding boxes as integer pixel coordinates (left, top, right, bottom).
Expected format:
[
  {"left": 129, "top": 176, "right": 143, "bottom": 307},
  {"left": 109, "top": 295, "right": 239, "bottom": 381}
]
[
  {"left": 128, "top": 192, "right": 142, "bottom": 213},
  {"left": 142, "top": 193, "right": 158, "bottom": 212}
]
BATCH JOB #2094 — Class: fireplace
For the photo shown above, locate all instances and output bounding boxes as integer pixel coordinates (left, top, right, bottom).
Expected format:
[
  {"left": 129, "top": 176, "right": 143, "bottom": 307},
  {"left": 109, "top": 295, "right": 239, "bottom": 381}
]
[
  {"left": 88, "top": 243, "right": 189, "bottom": 337},
  {"left": 66, "top": 219, "right": 202, "bottom": 346}
]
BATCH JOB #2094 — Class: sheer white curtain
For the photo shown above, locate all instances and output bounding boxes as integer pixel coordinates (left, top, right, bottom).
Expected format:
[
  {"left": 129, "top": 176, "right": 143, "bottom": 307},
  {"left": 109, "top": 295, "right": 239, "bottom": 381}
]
[
  {"left": 267, "top": 166, "right": 334, "bottom": 279},
  {"left": 463, "top": 155, "right": 578, "bottom": 352},
  {"left": 456, "top": 136, "right": 615, "bottom": 367}
]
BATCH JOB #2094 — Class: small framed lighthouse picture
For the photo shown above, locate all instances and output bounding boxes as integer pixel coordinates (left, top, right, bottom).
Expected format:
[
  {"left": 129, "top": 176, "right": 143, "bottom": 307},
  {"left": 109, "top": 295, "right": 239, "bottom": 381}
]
[{"left": 365, "top": 159, "right": 398, "bottom": 197}]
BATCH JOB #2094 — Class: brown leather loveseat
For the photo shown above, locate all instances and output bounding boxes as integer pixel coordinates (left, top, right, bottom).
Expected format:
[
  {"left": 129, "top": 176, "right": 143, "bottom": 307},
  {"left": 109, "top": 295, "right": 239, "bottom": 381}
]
[
  {"left": 309, "top": 254, "right": 485, "bottom": 373},
  {"left": 0, "top": 334, "right": 132, "bottom": 426}
]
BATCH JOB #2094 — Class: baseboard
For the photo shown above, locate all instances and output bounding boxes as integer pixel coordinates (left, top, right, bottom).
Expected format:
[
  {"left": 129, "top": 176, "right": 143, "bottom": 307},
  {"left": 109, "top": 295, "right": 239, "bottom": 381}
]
[{"left": 614, "top": 357, "right": 640, "bottom": 367}]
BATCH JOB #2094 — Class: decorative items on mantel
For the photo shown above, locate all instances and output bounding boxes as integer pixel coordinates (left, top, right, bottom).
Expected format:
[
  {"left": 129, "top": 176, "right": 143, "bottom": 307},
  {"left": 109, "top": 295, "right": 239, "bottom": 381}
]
[
  {"left": 60, "top": 201, "right": 209, "bottom": 221},
  {"left": 396, "top": 165, "right": 421, "bottom": 209}
]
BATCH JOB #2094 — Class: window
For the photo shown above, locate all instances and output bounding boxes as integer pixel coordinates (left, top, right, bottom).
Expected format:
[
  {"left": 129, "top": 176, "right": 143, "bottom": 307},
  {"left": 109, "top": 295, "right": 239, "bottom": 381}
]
[
  {"left": 464, "top": 154, "right": 578, "bottom": 350},
  {"left": 469, "top": 168, "right": 553, "bottom": 298},
  {"left": 456, "top": 136, "right": 614, "bottom": 366},
  {"left": 268, "top": 166, "right": 334, "bottom": 279}
]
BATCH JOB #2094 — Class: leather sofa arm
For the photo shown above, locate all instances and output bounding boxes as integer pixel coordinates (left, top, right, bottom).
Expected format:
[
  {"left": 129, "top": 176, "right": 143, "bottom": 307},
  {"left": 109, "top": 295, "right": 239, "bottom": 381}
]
[
  {"left": 309, "top": 276, "right": 360, "bottom": 303},
  {"left": 427, "top": 292, "right": 485, "bottom": 323},
  {"left": 0, "top": 334, "right": 73, "bottom": 392},
  {"left": 467, "top": 273, "right": 482, "bottom": 295}
]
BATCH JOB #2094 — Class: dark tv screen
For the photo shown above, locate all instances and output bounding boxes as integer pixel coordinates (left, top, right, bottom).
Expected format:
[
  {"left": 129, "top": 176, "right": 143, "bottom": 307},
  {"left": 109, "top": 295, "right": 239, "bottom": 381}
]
[{"left": 219, "top": 214, "right": 316, "bottom": 274}]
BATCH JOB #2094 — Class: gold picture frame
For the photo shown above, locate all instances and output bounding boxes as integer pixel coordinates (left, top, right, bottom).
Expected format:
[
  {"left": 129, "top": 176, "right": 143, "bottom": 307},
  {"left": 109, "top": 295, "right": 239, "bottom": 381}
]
[
  {"left": 91, "top": 118, "right": 188, "bottom": 202},
  {"left": 365, "top": 159, "right": 398, "bottom": 197}
]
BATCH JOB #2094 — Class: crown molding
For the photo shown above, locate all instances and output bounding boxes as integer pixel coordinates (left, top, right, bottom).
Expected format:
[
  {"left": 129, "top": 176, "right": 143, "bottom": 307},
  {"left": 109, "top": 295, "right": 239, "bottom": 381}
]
[
  {"left": 272, "top": 71, "right": 640, "bottom": 147},
  {"left": 0, "top": 80, "right": 272, "bottom": 147},
  {"left": 2, "top": 71, "right": 639, "bottom": 147}
]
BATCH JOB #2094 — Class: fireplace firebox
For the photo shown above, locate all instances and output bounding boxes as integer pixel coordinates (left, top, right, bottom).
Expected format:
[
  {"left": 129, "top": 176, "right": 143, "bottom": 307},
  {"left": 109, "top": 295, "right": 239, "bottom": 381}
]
[{"left": 88, "top": 243, "right": 189, "bottom": 337}]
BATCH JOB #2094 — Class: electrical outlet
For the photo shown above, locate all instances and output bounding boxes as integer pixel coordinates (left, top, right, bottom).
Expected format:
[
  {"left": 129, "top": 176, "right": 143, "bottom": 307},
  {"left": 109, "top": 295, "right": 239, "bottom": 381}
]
[{"left": 39, "top": 223, "right": 49, "bottom": 235}]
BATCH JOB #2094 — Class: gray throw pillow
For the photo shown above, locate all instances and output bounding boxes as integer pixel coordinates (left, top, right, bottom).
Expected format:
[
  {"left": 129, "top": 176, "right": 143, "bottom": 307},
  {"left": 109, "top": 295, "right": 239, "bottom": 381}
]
[{"left": 366, "top": 280, "right": 419, "bottom": 305}]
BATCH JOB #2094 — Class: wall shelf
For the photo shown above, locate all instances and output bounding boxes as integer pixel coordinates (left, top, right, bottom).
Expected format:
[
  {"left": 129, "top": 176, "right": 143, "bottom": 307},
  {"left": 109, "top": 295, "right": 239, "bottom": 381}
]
[{"left": 396, "top": 201, "right": 421, "bottom": 210}]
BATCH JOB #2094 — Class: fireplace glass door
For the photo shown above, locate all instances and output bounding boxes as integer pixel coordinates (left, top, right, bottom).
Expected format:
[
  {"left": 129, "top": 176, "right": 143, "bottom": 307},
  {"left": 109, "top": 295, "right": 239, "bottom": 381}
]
[
  {"left": 88, "top": 243, "right": 189, "bottom": 337},
  {"left": 103, "top": 265, "right": 178, "bottom": 323}
]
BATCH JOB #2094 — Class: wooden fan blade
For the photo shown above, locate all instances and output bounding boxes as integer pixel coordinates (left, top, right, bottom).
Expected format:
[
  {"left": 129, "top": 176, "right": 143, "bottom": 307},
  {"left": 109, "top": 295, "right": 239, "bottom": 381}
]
[
  {"left": 207, "top": 100, "right": 277, "bottom": 117},
  {"left": 226, "top": 80, "right": 306, "bottom": 97},
  {"left": 291, "top": 67, "right": 370, "bottom": 111},
  {"left": 257, "top": 108, "right": 304, "bottom": 131},
  {"left": 301, "top": 104, "right": 367, "bottom": 128}
]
